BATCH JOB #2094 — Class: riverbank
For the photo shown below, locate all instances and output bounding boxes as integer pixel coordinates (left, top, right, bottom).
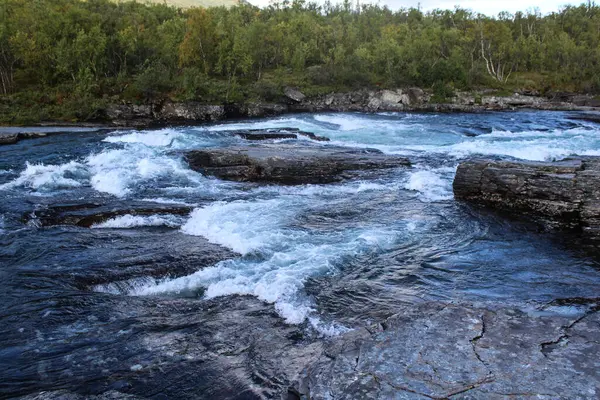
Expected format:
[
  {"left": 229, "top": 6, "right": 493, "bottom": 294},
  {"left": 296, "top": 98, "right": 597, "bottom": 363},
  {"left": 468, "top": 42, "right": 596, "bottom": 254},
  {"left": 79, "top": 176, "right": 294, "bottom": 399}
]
[{"left": 102, "top": 88, "right": 600, "bottom": 128}]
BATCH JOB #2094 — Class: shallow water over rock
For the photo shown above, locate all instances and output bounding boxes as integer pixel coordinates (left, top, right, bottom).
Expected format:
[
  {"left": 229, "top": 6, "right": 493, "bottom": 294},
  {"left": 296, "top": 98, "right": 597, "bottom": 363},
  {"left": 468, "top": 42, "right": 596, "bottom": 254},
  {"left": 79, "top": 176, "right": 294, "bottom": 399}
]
[{"left": 1, "top": 111, "right": 600, "bottom": 398}]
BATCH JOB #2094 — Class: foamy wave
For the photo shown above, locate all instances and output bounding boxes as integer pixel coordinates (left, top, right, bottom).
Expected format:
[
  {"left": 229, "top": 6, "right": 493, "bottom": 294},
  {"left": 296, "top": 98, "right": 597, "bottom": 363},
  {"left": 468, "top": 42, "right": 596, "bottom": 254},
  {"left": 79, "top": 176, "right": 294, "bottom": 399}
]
[
  {"left": 180, "top": 198, "right": 299, "bottom": 254},
  {"left": 133, "top": 194, "right": 399, "bottom": 327},
  {"left": 0, "top": 161, "right": 87, "bottom": 191},
  {"left": 132, "top": 228, "right": 397, "bottom": 325},
  {"left": 91, "top": 214, "right": 183, "bottom": 229},
  {"left": 86, "top": 147, "right": 202, "bottom": 197},
  {"left": 314, "top": 114, "right": 369, "bottom": 131},
  {"left": 404, "top": 167, "right": 455, "bottom": 202},
  {"left": 204, "top": 117, "right": 308, "bottom": 132},
  {"left": 447, "top": 140, "right": 600, "bottom": 161},
  {"left": 104, "top": 129, "right": 183, "bottom": 147}
]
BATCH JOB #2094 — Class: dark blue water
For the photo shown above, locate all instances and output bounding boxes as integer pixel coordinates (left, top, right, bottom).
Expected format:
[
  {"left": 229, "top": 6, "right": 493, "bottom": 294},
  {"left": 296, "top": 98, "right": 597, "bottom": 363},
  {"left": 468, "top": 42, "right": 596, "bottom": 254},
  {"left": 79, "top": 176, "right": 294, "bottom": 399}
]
[{"left": 1, "top": 111, "right": 599, "bottom": 398}]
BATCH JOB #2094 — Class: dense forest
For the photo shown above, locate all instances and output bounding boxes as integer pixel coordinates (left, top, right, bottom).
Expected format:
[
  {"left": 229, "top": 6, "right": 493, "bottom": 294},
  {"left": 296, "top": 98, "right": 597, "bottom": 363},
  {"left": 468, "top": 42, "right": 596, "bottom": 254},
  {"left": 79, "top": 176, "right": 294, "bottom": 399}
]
[{"left": 0, "top": 0, "right": 599, "bottom": 123}]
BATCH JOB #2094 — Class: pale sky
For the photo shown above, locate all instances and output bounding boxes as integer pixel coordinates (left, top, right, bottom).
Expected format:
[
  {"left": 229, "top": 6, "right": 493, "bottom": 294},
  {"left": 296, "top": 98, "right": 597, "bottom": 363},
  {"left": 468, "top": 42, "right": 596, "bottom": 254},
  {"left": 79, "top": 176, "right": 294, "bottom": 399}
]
[{"left": 251, "top": 0, "right": 583, "bottom": 16}]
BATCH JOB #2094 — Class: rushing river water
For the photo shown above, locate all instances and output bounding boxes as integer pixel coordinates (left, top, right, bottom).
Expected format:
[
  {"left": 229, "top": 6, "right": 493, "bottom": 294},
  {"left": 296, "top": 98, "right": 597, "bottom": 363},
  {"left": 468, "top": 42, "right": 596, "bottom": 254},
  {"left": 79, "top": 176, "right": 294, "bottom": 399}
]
[{"left": 1, "top": 111, "right": 600, "bottom": 398}]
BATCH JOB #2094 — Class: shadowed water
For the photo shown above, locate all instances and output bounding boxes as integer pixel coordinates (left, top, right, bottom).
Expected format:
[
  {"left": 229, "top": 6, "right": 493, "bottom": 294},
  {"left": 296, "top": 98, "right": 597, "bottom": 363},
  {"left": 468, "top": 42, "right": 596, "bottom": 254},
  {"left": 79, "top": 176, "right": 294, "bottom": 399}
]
[{"left": 1, "top": 111, "right": 600, "bottom": 398}]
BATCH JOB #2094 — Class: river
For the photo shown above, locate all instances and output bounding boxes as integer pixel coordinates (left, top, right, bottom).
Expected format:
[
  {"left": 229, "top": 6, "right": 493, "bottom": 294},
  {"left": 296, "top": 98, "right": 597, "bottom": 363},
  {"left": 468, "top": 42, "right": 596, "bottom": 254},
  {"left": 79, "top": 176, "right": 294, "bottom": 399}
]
[{"left": 1, "top": 111, "right": 600, "bottom": 398}]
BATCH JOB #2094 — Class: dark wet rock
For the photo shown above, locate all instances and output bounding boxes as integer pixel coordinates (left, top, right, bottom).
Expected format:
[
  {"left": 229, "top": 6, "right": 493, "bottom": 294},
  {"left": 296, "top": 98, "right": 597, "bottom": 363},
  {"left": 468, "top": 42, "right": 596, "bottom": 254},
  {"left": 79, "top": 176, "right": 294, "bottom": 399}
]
[
  {"left": 2, "top": 294, "right": 322, "bottom": 400},
  {"left": 18, "top": 390, "right": 142, "bottom": 399},
  {"left": 0, "top": 131, "right": 48, "bottom": 146},
  {"left": 26, "top": 202, "right": 194, "bottom": 228},
  {"left": 284, "top": 87, "right": 306, "bottom": 103},
  {"left": 0, "top": 128, "right": 122, "bottom": 145},
  {"left": 0, "top": 132, "right": 19, "bottom": 145},
  {"left": 186, "top": 144, "right": 410, "bottom": 184},
  {"left": 568, "top": 112, "right": 600, "bottom": 124},
  {"left": 295, "top": 301, "right": 600, "bottom": 399},
  {"left": 229, "top": 127, "right": 330, "bottom": 142},
  {"left": 453, "top": 157, "right": 600, "bottom": 245}
]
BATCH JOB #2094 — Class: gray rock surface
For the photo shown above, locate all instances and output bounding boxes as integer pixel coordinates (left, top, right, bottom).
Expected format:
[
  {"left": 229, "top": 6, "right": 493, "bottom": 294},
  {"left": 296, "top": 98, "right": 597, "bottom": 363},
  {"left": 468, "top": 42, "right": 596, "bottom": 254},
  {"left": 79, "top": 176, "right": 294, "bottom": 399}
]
[
  {"left": 100, "top": 89, "right": 600, "bottom": 127},
  {"left": 228, "top": 127, "right": 330, "bottom": 142},
  {"left": 453, "top": 157, "right": 600, "bottom": 244},
  {"left": 284, "top": 87, "right": 307, "bottom": 103},
  {"left": 296, "top": 301, "right": 600, "bottom": 399},
  {"left": 26, "top": 201, "right": 193, "bottom": 228},
  {"left": 185, "top": 145, "right": 410, "bottom": 184}
]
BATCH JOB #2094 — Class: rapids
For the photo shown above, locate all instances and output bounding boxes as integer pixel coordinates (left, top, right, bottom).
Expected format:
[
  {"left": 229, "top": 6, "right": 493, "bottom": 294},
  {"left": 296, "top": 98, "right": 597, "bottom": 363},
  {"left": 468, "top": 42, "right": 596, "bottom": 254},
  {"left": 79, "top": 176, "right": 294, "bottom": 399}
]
[{"left": 1, "top": 111, "right": 600, "bottom": 398}]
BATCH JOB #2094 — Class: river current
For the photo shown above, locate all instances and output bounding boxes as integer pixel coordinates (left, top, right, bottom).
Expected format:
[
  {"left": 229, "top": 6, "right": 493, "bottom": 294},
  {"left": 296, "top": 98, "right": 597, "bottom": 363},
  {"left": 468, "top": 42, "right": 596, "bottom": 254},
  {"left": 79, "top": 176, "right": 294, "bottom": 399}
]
[{"left": 1, "top": 111, "right": 600, "bottom": 397}]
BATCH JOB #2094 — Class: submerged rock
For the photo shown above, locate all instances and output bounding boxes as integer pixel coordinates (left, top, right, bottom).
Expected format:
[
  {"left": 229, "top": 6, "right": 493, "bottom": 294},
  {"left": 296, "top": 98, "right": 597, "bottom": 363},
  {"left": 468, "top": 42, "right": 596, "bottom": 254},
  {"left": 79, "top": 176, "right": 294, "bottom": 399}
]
[
  {"left": 26, "top": 202, "right": 194, "bottom": 228},
  {"left": 295, "top": 301, "right": 600, "bottom": 399},
  {"left": 228, "top": 127, "right": 330, "bottom": 142},
  {"left": 185, "top": 144, "right": 410, "bottom": 184},
  {"left": 453, "top": 157, "right": 600, "bottom": 244}
]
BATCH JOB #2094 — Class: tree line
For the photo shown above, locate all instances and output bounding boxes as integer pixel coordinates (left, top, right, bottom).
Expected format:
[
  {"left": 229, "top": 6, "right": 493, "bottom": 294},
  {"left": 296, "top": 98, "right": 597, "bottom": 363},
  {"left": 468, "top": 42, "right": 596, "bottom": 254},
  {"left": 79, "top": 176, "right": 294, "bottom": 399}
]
[{"left": 0, "top": 0, "right": 599, "bottom": 122}]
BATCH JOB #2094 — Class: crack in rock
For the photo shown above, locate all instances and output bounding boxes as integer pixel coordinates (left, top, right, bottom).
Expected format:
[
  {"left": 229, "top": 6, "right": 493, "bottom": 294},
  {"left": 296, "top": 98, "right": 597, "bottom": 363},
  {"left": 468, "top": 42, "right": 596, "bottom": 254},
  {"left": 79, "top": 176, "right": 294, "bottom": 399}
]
[
  {"left": 540, "top": 305, "right": 600, "bottom": 357},
  {"left": 469, "top": 313, "right": 494, "bottom": 379}
]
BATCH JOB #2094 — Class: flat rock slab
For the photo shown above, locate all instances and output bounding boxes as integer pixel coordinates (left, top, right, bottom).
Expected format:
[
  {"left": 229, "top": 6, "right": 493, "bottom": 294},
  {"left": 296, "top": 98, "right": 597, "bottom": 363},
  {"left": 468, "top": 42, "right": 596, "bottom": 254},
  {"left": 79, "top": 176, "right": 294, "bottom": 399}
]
[
  {"left": 186, "top": 145, "right": 410, "bottom": 184},
  {"left": 453, "top": 157, "right": 600, "bottom": 245},
  {"left": 296, "top": 301, "right": 600, "bottom": 399},
  {"left": 228, "top": 127, "right": 330, "bottom": 142},
  {"left": 26, "top": 201, "right": 194, "bottom": 228}
]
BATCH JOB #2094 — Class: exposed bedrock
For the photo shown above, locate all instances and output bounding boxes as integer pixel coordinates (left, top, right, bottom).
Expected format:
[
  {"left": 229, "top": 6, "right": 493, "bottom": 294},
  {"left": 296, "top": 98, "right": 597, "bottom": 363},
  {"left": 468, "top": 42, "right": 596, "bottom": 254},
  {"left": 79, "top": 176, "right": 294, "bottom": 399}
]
[
  {"left": 453, "top": 157, "right": 600, "bottom": 244},
  {"left": 185, "top": 145, "right": 411, "bottom": 184},
  {"left": 25, "top": 201, "right": 194, "bottom": 228},
  {"left": 295, "top": 300, "right": 600, "bottom": 399},
  {"left": 228, "top": 127, "right": 330, "bottom": 142}
]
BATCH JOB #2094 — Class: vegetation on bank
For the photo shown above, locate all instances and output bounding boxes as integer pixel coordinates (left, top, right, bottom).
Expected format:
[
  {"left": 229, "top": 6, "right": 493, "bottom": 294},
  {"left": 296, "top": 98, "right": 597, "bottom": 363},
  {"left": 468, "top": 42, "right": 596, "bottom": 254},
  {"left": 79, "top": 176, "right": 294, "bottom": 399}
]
[{"left": 0, "top": 0, "right": 599, "bottom": 123}]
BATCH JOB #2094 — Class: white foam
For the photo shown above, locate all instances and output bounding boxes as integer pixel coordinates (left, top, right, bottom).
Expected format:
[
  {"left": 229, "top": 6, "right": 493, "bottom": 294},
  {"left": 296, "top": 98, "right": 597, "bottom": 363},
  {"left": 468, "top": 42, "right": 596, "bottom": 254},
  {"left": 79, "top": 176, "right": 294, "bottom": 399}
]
[
  {"left": 204, "top": 117, "right": 308, "bottom": 132},
  {"left": 180, "top": 198, "right": 298, "bottom": 254},
  {"left": 91, "top": 214, "right": 183, "bottom": 229},
  {"left": 141, "top": 197, "right": 195, "bottom": 206},
  {"left": 0, "top": 161, "right": 87, "bottom": 191},
  {"left": 85, "top": 147, "right": 203, "bottom": 198},
  {"left": 314, "top": 114, "right": 370, "bottom": 131},
  {"left": 133, "top": 229, "right": 396, "bottom": 325},
  {"left": 132, "top": 195, "right": 399, "bottom": 327},
  {"left": 404, "top": 167, "right": 455, "bottom": 202},
  {"left": 104, "top": 129, "right": 183, "bottom": 147}
]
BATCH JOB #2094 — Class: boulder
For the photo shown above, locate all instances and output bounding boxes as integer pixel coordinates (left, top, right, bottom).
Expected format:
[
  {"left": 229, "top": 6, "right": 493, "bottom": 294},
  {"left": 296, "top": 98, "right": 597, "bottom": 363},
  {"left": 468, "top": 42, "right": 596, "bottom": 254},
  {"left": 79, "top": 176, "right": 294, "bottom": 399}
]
[
  {"left": 157, "top": 102, "right": 225, "bottom": 122},
  {"left": 186, "top": 145, "right": 410, "bottom": 184},
  {"left": 0, "top": 133, "right": 19, "bottom": 145},
  {"left": 453, "top": 157, "right": 600, "bottom": 243},
  {"left": 284, "top": 87, "right": 306, "bottom": 103}
]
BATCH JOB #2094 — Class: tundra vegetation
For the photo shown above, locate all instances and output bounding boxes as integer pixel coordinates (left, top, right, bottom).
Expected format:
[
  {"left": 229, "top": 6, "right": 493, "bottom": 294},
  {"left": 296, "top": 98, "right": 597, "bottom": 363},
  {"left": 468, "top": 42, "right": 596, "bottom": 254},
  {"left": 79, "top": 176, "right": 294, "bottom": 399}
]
[{"left": 0, "top": 0, "right": 599, "bottom": 123}]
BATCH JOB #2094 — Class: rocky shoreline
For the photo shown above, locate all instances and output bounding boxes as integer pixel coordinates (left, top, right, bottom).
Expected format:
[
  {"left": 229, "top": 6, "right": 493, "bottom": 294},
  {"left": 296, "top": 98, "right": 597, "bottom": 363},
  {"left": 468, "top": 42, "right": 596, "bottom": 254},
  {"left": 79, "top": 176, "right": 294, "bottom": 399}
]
[{"left": 104, "top": 87, "right": 600, "bottom": 128}]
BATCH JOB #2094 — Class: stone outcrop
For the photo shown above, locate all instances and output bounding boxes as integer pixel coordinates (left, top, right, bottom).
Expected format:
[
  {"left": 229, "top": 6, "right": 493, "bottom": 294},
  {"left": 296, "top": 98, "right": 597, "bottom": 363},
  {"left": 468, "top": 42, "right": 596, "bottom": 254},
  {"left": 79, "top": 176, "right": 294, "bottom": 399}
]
[
  {"left": 0, "top": 128, "right": 117, "bottom": 146},
  {"left": 227, "top": 127, "right": 330, "bottom": 142},
  {"left": 186, "top": 145, "right": 410, "bottom": 184},
  {"left": 101, "top": 89, "right": 600, "bottom": 127},
  {"left": 26, "top": 202, "right": 194, "bottom": 228},
  {"left": 283, "top": 87, "right": 307, "bottom": 103},
  {"left": 453, "top": 157, "right": 600, "bottom": 244},
  {"left": 294, "top": 300, "right": 600, "bottom": 399}
]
